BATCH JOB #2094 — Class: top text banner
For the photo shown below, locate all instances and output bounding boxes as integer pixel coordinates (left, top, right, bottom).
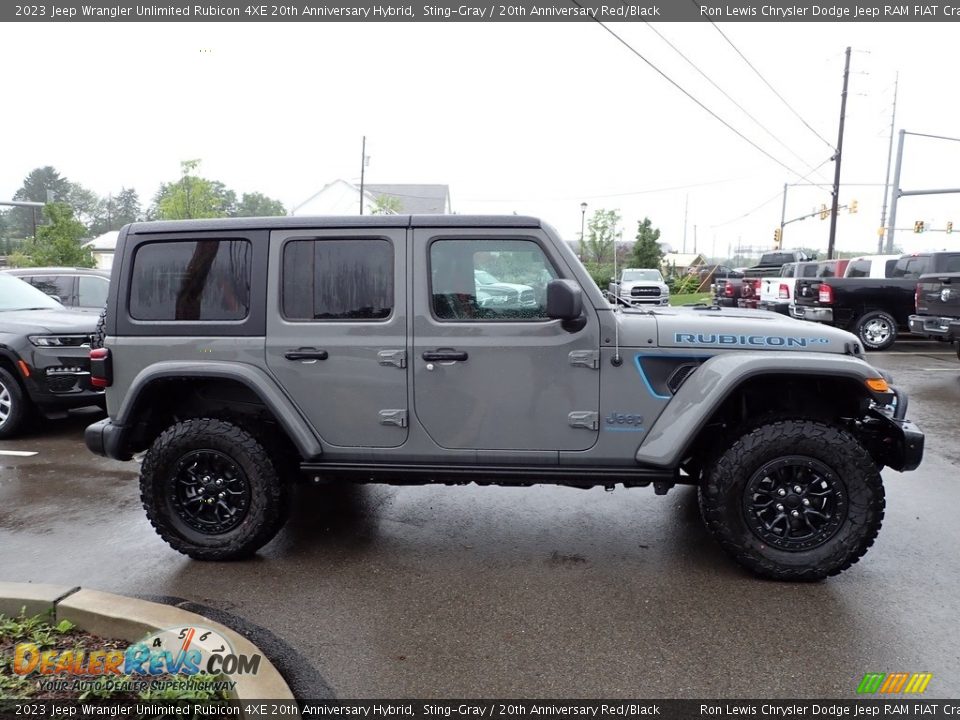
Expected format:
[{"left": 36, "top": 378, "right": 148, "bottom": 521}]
[{"left": 3, "top": 0, "right": 957, "bottom": 21}]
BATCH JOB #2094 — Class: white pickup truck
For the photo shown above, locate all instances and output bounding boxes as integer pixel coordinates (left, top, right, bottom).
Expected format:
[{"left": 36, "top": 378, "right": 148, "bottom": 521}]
[{"left": 758, "top": 261, "right": 821, "bottom": 315}]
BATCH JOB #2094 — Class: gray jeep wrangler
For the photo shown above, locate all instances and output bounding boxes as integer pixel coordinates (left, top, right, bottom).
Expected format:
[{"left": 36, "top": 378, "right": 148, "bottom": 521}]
[{"left": 85, "top": 215, "right": 923, "bottom": 580}]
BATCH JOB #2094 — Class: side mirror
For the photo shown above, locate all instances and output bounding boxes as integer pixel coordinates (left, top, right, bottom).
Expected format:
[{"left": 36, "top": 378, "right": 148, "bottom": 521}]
[{"left": 547, "top": 279, "right": 583, "bottom": 320}]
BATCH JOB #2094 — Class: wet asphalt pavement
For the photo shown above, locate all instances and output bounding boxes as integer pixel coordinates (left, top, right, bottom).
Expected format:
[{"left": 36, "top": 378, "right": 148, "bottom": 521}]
[{"left": 1, "top": 340, "right": 958, "bottom": 699}]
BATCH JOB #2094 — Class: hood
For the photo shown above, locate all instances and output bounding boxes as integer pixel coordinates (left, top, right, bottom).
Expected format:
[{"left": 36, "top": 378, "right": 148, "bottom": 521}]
[
  {"left": 0, "top": 308, "right": 99, "bottom": 335},
  {"left": 616, "top": 306, "right": 860, "bottom": 354}
]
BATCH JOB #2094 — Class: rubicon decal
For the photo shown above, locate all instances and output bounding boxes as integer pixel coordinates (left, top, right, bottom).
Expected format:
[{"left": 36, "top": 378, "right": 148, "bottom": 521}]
[
  {"left": 856, "top": 672, "right": 933, "bottom": 694},
  {"left": 674, "top": 333, "right": 830, "bottom": 348}
]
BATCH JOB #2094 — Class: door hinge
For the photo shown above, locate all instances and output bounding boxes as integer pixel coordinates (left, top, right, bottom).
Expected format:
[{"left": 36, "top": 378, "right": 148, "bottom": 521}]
[
  {"left": 378, "top": 349, "right": 407, "bottom": 368},
  {"left": 379, "top": 409, "right": 408, "bottom": 428},
  {"left": 569, "top": 350, "right": 600, "bottom": 369},
  {"left": 568, "top": 411, "right": 599, "bottom": 431}
]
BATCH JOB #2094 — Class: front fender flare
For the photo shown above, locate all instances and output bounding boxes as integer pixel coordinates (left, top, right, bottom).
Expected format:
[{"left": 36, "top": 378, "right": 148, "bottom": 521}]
[{"left": 635, "top": 352, "right": 883, "bottom": 468}]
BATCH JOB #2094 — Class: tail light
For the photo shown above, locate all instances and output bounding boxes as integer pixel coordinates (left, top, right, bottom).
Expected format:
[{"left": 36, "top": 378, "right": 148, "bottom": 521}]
[
  {"left": 779, "top": 283, "right": 790, "bottom": 299},
  {"left": 818, "top": 284, "right": 834, "bottom": 304},
  {"left": 724, "top": 283, "right": 733, "bottom": 297},
  {"left": 915, "top": 283, "right": 922, "bottom": 312},
  {"left": 90, "top": 348, "right": 112, "bottom": 388}
]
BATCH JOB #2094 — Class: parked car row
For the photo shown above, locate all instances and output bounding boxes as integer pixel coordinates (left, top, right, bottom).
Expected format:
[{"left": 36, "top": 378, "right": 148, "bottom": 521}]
[{"left": 714, "top": 250, "right": 960, "bottom": 352}]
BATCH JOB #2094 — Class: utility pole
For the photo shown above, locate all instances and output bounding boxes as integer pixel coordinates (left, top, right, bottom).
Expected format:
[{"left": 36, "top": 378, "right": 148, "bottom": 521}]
[
  {"left": 359, "top": 135, "right": 367, "bottom": 215},
  {"left": 779, "top": 182, "right": 788, "bottom": 243},
  {"left": 879, "top": 72, "right": 899, "bottom": 254},
  {"left": 827, "top": 46, "right": 851, "bottom": 261},
  {"left": 886, "top": 129, "right": 905, "bottom": 253},
  {"left": 682, "top": 194, "right": 689, "bottom": 253}
]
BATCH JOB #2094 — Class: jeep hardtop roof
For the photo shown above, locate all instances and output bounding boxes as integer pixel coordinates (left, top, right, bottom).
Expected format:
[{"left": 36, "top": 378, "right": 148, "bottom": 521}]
[{"left": 125, "top": 215, "right": 542, "bottom": 235}]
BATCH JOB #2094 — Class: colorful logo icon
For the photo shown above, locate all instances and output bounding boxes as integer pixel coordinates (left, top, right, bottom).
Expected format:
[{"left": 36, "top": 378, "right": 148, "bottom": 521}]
[{"left": 857, "top": 672, "right": 932, "bottom": 694}]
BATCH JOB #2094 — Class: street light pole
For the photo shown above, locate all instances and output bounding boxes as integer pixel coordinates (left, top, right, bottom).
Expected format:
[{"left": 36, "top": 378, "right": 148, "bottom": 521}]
[{"left": 579, "top": 202, "right": 587, "bottom": 260}]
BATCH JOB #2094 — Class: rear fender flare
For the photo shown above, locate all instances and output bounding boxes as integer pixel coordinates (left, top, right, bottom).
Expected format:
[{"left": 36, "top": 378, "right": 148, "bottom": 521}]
[{"left": 117, "top": 361, "right": 323, "bottom": 460}]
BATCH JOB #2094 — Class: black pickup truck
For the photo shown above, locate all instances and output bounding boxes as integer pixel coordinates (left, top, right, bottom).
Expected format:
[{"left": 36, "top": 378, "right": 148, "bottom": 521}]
[
  {"left": 909, "top": 269, "right": 960, "bottom": 360},
  {"left": 714, "top": 250, "right": 812, "bottom": 308},
  {"left": 793, "top": 251, "right": 960, "bottom": 351}
]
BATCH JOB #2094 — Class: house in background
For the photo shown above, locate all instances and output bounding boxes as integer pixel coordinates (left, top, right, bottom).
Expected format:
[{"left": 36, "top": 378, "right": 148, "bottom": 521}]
[
  {"left": 292, "top": 179, "right": 451, "bottom": 216},
  {"left": 661, "top": 252, "right": 707, "bottom": 277},
  {"left": 83, "top": 230, "right": 119, "bottom": 270}
]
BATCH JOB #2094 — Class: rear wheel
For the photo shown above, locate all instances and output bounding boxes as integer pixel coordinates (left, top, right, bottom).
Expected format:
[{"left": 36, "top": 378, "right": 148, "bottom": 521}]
[
  {"left": 140, "top": 418, "right": 290, "bottom": 560},
  {"left": 854, "top": 310, "right": 897, "bottom": 351},
  {"left": 0, "top": 367, "right": 30, "bottom": 440},
  {"left": 699, "top": 419, "right": 884, "bottom": 581}
]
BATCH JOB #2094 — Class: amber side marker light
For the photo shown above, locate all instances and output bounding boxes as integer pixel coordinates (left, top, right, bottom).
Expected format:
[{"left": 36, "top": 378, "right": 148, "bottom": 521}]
[
  {"left": 866, "top": 378, "right": 890, "bottom": 392},
  {"left": 17, "top": 360, "right": 30, "bottom": 377}
]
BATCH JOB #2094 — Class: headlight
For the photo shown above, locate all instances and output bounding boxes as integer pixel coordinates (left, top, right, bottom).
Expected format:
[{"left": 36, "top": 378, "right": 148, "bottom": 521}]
[{"left": 28, "top": 334, "right": 92, "bottom": 348}]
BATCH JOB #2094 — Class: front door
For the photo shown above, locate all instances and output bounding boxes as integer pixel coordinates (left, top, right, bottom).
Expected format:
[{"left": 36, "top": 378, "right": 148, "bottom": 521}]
[
  {"left": 265, "top": 228, "right": 409, "bottom": 448},
  {"left": 411, "top": 229, "right": 601, "bottom": 452}
]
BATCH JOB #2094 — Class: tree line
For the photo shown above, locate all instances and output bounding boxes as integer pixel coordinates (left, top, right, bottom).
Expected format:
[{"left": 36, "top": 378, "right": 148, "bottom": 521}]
[
  {"left": 0, "top": 160, "right": 286, "bottom": 266},
  {"left": 579, "top": 208, "right": 665, "bottom": 288}
]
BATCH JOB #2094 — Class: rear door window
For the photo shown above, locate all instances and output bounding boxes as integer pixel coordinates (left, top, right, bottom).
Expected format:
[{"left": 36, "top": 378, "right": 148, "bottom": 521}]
[
  {"left": 282, "top": 239, "right": 393, "bottom": 321},
  {"left": 845, "top": 260, "right": 870, "bottom": 278},
  {"left": 24, "top": 275, "right": 76, "bottom": 305}
]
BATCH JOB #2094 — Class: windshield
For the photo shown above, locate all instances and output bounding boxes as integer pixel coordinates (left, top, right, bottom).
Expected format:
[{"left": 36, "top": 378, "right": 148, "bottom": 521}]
[
  {"left": 622, "top": 270, "right": 662, "bottom": 282},
  {"left": 0, "top": 274, "right": 64, "bottom": 311}
]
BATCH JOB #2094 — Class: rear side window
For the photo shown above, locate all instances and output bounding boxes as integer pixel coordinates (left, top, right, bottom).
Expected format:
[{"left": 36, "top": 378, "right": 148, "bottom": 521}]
[
  {"left": 845, "top": 260, "right": 870, "bottom": 278},
  {"left": 129, "top": 240, "right": 252, "bottom": 321},
  {"left": 891, "top": 256, "right": 930, "bottom": 279},
  {"left": 944, "top": 256, "right": 960, "bottom": 273},
  {"left": 78, "top": 276, "right": 109, "bottom": 307},
  {"left": 282, "top": 239, "right": 393, "bottom": 321}
]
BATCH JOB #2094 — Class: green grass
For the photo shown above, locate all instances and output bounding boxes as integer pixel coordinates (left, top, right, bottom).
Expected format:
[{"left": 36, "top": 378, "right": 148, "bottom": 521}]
[{"left": 670, "top": 293, "right": 713, "bottom": 306}]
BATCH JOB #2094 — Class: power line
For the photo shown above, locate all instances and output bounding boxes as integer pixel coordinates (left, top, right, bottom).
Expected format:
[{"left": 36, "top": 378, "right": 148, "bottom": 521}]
[
  {"left": 571, "top": 3, "right": 809, "bottom": 181},
  {"left": 642, "top": 21, "right": 830, "bottom": 181},
  {"left": 461, "top": 177, "right": 739, "bottom": 204},
  {"left": 695, "top": 1, "right": 836, "bottom": 152},
  {"left": 710, "top": 157, "right": 833, "bottom": 228}
]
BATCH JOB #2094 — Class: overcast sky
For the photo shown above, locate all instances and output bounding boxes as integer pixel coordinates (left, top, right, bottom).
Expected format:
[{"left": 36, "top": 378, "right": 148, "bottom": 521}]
[{"left": 3, "top": 20, "right": 959, "bottom": 257}]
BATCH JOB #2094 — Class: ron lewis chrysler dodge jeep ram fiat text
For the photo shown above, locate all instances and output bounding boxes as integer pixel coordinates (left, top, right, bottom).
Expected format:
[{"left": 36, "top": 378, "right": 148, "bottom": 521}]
[{"left": 85, "top": 215, "right": 923, "bottom": 581}]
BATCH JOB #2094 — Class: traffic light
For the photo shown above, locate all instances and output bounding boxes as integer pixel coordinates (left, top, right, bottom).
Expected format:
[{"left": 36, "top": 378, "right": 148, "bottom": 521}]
[
  {"left": 849, "top": 199, "right": 858, "bottom": 214},
  {"left": 947, "top": 221, "right": 953, "bottom": 234},
  {"left": 819, "top": 204, "right": 828, "bottom": 220},
  {"left": 773, "top": 228, "right": 782, "bottom": 249},
  {"left": 914, "top": 220, "right": 925, "bottom": 233}
]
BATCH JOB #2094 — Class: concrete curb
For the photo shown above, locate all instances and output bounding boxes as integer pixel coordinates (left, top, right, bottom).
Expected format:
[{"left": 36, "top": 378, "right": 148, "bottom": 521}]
[{"left": 0, "top": 582, "right": 295, "bottom": 702}]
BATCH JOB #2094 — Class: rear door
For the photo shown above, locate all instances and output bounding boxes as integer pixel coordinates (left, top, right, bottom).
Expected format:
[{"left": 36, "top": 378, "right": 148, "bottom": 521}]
[
  {"left": 265, "top": 228, "right": 409, "bottom": 448},
  {"left": 411, "top": 228, "right": 601, "bottom": 452}
]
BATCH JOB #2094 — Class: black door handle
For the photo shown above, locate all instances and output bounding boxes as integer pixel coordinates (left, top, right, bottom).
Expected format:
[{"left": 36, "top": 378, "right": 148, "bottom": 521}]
[
  {"left": 284, "top": 348, "right": 328, "bottom": 361},
  {"left": 422, "top": 348, "right": 468, "bottom": 362}
]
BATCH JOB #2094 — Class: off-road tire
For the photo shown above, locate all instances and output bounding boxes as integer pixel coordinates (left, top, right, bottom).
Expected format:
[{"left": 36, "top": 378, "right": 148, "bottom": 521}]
[
  {"left": 0, "top": 366, "right": 30, "bottom": 440},
  {"left": 854, "top": 310, "right": 897, "bottom": 351},
  {"left": 699, "top": 419, "right": 885, "bottom": 581},
  {"left": 91, "top": 308, "right": 107, "bottom": 350},
  {"left": 140, "top": 418, "right": 290, "bottom": 560}
]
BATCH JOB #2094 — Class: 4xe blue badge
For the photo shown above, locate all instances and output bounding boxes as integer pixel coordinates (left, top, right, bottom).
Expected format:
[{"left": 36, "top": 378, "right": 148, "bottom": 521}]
[
  {"left": 674, "top": 333, "right": 830, "bottom": 348},
  {"left": 605, "top": 413, "right": 644, "bottom": 431}
]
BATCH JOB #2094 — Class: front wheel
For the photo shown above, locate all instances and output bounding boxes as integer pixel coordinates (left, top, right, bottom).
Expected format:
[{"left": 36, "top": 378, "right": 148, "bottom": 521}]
[
  {"left": 699, "top": 419, "right": 884, "bottom": 581},
  {"left": 0, "top": 367, "right": 31, "bottom": 440},
  {"left": 140, "top": 418, "right": 290, "bottom": 560},
  {"left": 854, "top": 310, "right": 897, "bottom": 351}
]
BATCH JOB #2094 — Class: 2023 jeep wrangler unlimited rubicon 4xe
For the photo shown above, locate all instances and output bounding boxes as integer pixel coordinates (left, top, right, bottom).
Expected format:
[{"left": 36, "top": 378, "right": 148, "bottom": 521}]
[{"left": 85, "top": 215, "right": 923, "bottom": 581}]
